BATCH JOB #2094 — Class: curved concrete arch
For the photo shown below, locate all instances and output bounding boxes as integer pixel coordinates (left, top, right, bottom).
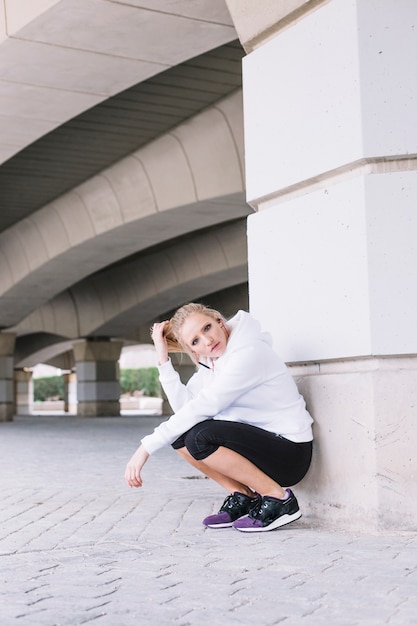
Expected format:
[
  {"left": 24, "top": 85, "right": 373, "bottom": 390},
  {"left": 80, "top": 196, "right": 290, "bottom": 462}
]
[
  {"left": 15, "top": 336, "right": 75, "bottom": 370},
  {"left": 0, "top": 0, "right": 235, "bottom": 164},
  {"left": 14, "top": 282, "right": 249, "bottom": 369},
  {"left": 0, "top": 90, "right": 247, "bottom": 329},
  {"left": 13, "top": 220, "right": 248, "bottom": 342}
]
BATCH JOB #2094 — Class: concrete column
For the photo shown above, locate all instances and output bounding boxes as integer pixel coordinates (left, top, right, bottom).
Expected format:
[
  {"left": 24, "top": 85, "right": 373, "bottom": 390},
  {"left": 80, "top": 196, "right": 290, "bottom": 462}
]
[
  {"left": 63, "top": 372, "right": 77, "bottom": 414},
  {"left": 14, "top": 369, "right": 33, "bottom": 416},
  {"left": 73, "top": 339, "right": 123, "bottom": 417},
  {"left": 170, "top": 354, "right": 196, "bottom": 385},
  {"left": 0, "top": 333, "right": 16, "bottom": 422},
  {"left": 161, "top": 354, "right": 196, "bottom": 415},
  {"left": 160, "top": 387, "right": 172, "bottom": 416},
  {"left": 227, "top": 0, "right": 417, "bottom": 531}
]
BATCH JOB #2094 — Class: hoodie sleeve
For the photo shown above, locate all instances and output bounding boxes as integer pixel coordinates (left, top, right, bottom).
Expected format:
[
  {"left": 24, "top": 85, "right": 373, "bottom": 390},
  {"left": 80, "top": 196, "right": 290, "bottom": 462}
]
[{"left": 141, "top": 345, "right": 270, "bottom": 454}]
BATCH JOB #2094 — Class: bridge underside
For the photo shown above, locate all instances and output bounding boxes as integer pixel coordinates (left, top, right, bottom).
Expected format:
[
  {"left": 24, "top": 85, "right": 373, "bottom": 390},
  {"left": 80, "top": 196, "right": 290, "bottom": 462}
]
[{"left": 0, "top": 1, "right": 250, "bottom": 371}]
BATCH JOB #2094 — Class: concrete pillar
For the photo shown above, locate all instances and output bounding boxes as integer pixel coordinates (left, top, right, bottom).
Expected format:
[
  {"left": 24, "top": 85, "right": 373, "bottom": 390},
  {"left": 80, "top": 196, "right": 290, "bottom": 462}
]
[
  {"left": 73, "top": 339, "right": 123, "bottom": 417},
  {"left": 63, "top": 372, "right": 77, "bottom": 414},
  {"left": 0, "top": 333, "right": 16, "bottom": 422},
  {"left": 227, "top": 0, "right": 417, "bottom": 531},
  {"left": 14, "top": 369, "right": 33, "bottom": 415},
  {"left": 161, "top": 354, "right": 196, "bottom": 415},
  {"left": 170, "top": 354, "right": 196, "bottom": 385},
  {"left": 160, "top": 387, "right": 172, "bottom": 416}
]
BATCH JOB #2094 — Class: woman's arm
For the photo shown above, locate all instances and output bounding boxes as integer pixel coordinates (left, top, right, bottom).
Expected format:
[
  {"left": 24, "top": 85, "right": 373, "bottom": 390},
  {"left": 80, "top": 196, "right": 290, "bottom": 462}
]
[
  {"left": 124, "top": 444, "right": 150, "bottom": 487},
  {"left": 151, "top": 321, "right": 169, "bottom": 366}
]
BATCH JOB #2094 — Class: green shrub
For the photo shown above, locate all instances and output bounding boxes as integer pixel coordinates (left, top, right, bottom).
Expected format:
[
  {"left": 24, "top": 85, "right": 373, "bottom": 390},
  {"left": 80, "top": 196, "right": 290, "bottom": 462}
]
[
  {"left": 120, "top": 368, "right": 160, "bottom": 397},
  {"left": 34, "top": 376, "right": 64, "bottom": 402},
  {"left": 34, "top": 368, "right": 161, "bottom": 401}
]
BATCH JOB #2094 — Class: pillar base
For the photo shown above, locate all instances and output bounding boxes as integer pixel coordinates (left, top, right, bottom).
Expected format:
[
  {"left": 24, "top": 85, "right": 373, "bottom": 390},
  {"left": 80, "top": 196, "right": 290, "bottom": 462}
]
[
  {"left": 63, "top": 372, "right": 77, "bottom": 414},
  {"left": 0, "top": 404, "right": 13, "bottom": 422},
  {"left": 161, "top": 399, "right": 172, "bottom": 415},
  {"left": 73, "top": 339, "right": 123, "bottom": 418},
  {"left": 291, "top": 355, "right": 417, "bottom": 533},
  {"left": 0, "top": 333, "right": 16, "bottom": 421},
  {"left": 77, "top": 401, "right": 121, "bottom": 417},
  {"left": 14, "top": 369, "right": 33, "bottom": 416}
]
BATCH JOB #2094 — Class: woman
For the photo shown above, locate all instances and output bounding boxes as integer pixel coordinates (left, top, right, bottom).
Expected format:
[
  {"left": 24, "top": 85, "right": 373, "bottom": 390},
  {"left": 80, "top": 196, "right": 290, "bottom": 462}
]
[{"left": 125, "top": 303, "right": 313, "bottom": 533}]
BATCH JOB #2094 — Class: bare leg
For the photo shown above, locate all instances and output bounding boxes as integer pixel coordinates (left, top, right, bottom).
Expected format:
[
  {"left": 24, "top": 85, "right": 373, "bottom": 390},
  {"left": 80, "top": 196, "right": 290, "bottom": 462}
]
[
  {"left": 206, "top": 447, "right": 286, "bottom": 498},
  {"left": 177, "top": 446, "right": 286, "bottom": 498},
  {"left": 176, "top": 448, "right": 252, "bottom": 496}
]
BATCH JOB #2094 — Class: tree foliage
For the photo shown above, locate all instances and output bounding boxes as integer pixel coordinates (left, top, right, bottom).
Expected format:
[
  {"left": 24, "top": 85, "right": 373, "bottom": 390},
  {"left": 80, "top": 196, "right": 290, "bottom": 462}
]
[
  {"left": 119, "top": 368, "right": 160, "bottom": 397},
  {"left": 34, "top": 376, "right": 64, "bottom": 402},
  {"left": 34, "top": 368, "right": 161, "bottom": 401}
]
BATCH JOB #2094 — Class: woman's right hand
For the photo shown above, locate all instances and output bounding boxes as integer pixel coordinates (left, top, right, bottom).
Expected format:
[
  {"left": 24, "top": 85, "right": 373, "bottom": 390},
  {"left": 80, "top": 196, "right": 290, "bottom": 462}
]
[
  {"left": 125, "top": 444, "right": 150, "bottom": 488},
  {"left": 151, "top": 321, "right": 169, "bottom": 365}
]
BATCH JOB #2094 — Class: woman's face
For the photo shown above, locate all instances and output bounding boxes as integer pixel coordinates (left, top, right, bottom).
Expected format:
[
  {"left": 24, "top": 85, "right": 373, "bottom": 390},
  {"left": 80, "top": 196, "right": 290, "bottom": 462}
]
[{"left": 180, "top": 313, "right": 228, "bottom": 360}]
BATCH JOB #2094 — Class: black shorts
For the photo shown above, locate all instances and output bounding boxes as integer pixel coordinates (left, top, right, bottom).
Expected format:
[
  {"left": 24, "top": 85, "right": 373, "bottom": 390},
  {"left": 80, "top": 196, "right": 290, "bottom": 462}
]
[{"left": 172, "top": 420, "right": 312, "bottom": 487}]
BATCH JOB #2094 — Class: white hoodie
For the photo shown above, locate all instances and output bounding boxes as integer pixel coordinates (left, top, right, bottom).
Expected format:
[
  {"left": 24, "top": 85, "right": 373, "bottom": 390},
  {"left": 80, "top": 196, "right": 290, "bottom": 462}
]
[{"left": 141, "top": 310, "right": 313, "bottom": 454}]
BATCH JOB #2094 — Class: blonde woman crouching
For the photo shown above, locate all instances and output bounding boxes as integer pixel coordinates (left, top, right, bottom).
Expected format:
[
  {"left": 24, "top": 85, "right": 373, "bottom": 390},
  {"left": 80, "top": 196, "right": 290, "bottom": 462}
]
[{"left": 125, "top": 303, "right": 313, "bottom": 533}]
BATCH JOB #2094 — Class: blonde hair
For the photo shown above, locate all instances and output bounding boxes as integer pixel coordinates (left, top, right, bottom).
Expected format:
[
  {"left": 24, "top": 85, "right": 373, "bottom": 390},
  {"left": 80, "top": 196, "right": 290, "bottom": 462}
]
[{"left": 164, "top": 302, "right": 226, "bottom": 362}]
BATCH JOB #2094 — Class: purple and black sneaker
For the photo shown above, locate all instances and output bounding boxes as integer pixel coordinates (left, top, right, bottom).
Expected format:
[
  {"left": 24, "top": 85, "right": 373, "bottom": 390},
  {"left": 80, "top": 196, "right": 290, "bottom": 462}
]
[
  {"left": 203, "top": 491, "right": 261, "bottom": 528},
  {"left": 233, "top": 489, "right": 301, "bottom": 532}
]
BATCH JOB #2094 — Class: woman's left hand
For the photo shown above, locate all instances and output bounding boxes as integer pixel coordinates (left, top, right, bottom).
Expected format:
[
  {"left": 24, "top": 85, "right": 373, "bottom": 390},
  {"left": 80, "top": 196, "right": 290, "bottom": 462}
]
[
  {"left": 124, "top": 445, "right": 150, "bottom": 488},
  {"left": 151, "top": 321, "right": 169, "bottom": 365}
]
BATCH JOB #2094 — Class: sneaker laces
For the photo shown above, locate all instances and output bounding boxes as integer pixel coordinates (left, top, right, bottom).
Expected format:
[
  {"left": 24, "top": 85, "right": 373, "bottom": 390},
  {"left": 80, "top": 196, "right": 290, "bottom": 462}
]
[
  {"left": 222, "top": 493, "right": 240, "bottom": 511},
  {"left": 248, "top": 497, "right": 263, "bottom": 519}
]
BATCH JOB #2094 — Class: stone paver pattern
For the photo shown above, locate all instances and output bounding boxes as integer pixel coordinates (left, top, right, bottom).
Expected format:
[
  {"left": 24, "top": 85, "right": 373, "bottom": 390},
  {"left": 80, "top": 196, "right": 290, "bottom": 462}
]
[{"left": 0, "top": 415, "right": 416, "bottom": 626}]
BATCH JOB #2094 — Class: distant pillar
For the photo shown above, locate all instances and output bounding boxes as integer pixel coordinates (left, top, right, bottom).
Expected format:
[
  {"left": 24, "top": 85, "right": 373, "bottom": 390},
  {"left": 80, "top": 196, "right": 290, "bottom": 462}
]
[
  {"left": 162, "top": 354, "right": 197, "bottom": 415},
  {"left": 160, "top": 387, "right": 172, "bottom": 416},
  {"left": 0, "top": 333, "right": 16, "bottom": 422},
  {"left": 172, "top": 356, "right": 196, "bottom": 386},
  {"left": 14, "top": 369, "right": 33, "bottom": 416},
  {"left": 63, "top": 372, "right": 77, "bottom": 414},
  {"left": 73, "top": 339, "right": 123, "bottom": 417}
]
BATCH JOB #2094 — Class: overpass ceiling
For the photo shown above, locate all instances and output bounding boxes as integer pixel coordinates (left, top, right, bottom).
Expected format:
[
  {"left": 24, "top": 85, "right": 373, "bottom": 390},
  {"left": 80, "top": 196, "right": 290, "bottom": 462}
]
[
  {"left": 1, "top": 15, "right": 249, "bottom": 365},
  {"left": 0, "top": 40, "right": 244, "bottom": 232}
]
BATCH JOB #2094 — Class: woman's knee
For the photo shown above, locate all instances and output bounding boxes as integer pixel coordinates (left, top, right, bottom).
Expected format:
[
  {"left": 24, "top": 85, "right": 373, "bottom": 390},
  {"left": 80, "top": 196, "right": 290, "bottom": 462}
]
[{"left": 183, "top": 423, "right": 219, "bottom": 460}]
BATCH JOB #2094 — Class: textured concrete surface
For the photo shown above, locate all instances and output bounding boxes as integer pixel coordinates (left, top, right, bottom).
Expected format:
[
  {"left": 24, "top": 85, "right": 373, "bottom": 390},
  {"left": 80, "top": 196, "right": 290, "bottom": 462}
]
[
  {"left": 0, "top": 0, "right": 236, "bottom": 164},
  {"left": 0, "top": 415, "right": 416, "bottom": 625}
]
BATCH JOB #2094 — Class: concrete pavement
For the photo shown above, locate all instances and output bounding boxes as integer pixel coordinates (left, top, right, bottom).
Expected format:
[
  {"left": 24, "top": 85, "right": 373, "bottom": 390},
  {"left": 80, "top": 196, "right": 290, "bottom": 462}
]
[{"left": 0, "top": 414, "right": 416, "bottom": 626}]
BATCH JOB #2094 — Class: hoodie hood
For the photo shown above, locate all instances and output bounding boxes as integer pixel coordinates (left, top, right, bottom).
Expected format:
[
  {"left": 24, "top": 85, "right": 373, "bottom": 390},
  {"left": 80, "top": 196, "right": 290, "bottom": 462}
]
[{"left": 226, "top": 310, "right": 273, "bottom": 351}]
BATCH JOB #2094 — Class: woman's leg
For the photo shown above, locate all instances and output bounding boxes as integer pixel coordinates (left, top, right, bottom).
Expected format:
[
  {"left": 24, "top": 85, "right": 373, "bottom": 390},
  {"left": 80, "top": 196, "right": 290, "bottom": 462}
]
[
  {"left": 175, "top": 446, "right": 263, "bottom": 529},
  {"left": 175, "top": 421, "right": 312, "bottom": 531},
  {"left": 179, "top": 420, "right": 312, "bottom": 490},
  {"left": 174, "top": 423, "right": 301, "bottom": 496},
  {"left": 200, "top": 446, "right": 286, "bottom": 498},
  {"left": 175, "top": 447, "right": 253, "bottom": 496}
]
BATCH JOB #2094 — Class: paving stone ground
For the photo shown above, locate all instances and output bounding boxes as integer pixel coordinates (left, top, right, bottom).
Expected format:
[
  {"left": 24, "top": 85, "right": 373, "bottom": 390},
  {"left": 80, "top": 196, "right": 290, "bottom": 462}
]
[{"left": 0, "top": 415, "right": 416, "bottom": 626}]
